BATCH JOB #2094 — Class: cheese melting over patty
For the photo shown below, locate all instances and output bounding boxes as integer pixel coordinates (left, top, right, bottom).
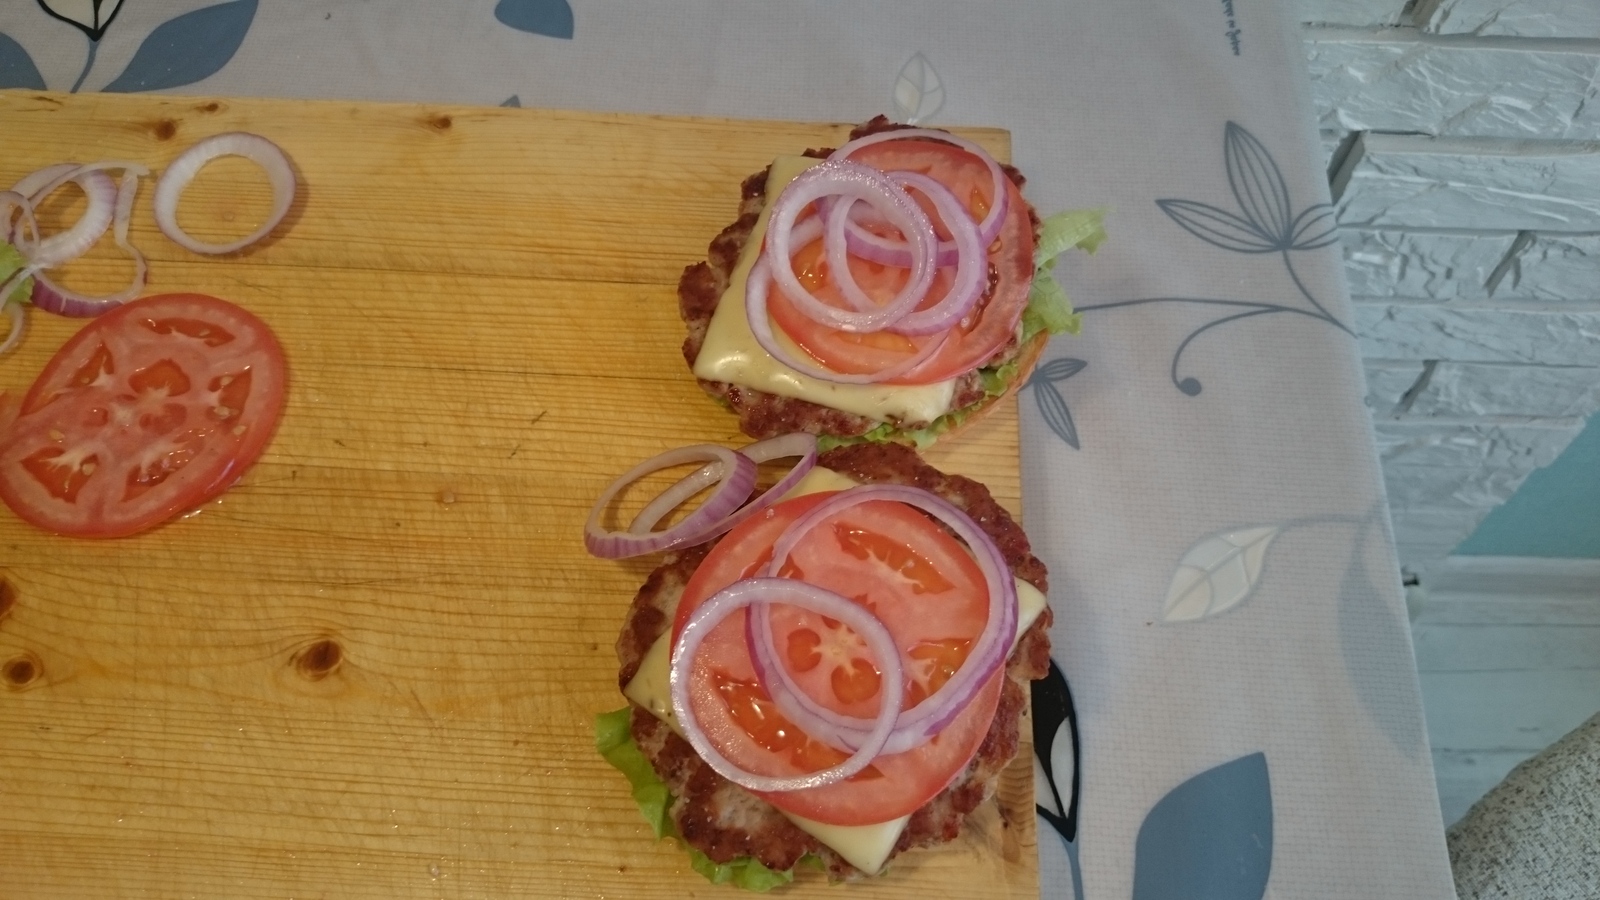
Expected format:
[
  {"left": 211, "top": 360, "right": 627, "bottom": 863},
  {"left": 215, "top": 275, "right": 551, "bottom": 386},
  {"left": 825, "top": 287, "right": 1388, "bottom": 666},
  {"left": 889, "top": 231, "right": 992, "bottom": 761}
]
[{"left": 692, "top": 155, "right": 959, "bottom": 425}]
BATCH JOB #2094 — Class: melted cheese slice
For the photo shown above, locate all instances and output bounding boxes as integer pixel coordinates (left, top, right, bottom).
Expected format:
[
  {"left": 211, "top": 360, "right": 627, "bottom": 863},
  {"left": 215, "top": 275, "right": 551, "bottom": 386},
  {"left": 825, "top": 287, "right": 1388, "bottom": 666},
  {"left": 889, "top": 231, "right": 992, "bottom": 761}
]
[
  {"left": 621, "top": 468, "right": 1048, "bottom": 875},
  {"left": 692, "top": 155, "right": 958, "bottom": 424}
]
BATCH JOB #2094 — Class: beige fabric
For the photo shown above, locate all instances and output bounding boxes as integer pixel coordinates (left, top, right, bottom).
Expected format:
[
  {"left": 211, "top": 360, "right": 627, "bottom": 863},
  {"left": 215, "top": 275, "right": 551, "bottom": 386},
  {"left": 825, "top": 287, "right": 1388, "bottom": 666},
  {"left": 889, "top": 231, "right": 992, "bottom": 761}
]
[{"left": 1447, "top": 712, "right": 1600, "bottom": 899}]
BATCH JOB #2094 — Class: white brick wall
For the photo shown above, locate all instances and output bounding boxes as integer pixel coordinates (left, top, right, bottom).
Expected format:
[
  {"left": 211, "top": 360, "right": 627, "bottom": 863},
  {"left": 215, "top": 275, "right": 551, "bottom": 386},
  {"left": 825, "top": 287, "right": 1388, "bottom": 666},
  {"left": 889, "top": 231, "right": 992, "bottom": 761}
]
[
  {"left": 1307, "top": 28, "right": 1600, "bottom": 140},
  {"left": 1355, "top": 304, "right": 1600, "bottom": 366},
  {"left": 1369, "top": 362, "right": 1600, "bottom": 418},
  {"left": 1375, "top": 418, "right": 1587, "bottom": 471},
  {"left": 1342, "top": 230, "right": 1516, "bottom": 301},
  {"left": 1416, "top": 0, "right": 1600, "bottom": 38},
  {"left": 1304, "top": 0, "right": 1600, "bottom": 575},
  {"left": 1337, "top": 135, "right": 1600, "bottom": 231}
]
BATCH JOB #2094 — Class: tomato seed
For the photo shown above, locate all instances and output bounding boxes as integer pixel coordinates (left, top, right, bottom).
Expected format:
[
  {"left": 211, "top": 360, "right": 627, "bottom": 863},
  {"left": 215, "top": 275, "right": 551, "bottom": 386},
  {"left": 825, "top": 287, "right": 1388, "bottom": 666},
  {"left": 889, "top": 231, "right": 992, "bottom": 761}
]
[{"left": 48, "top": 429, "right": 64, "bottom": 442}]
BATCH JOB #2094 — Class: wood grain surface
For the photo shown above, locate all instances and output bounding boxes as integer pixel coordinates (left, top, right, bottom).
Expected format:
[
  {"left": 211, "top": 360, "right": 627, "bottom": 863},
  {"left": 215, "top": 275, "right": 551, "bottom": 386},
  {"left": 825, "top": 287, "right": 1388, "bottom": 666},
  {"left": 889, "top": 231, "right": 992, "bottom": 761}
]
[{"left": 0, "top": 90, "right": 1036, "bottom": 899}]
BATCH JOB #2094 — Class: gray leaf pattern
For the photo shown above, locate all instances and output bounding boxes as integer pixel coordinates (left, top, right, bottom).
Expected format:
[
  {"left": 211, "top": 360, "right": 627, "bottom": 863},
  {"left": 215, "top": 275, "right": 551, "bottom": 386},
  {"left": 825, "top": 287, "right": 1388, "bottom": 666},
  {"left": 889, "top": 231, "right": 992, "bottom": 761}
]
[{"left": 1027, "top": 357, "right": 1087, "bottom": 449}]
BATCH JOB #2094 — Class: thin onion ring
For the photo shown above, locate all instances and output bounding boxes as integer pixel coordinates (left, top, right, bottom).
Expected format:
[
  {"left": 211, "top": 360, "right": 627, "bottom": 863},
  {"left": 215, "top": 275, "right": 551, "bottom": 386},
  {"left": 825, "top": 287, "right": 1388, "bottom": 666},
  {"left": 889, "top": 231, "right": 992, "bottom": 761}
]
[
  {"left": 827, "top": 128, "right": 1010, "bottom": 260},
  {"left": 670, "top": 577, "right": 904, "bottom": 793},
  {"left": 584, "top": 444, "right": 756, "bottom": 559},
  {"left": 746, "top": 484, "right": 1017, "bottom": 755},
  {"left": 0, "top": 297, "right": 23, "bottom": 356},
  {"left": 30, "top": 168, "right": 148, "bottom": 317},
  {"left": 153, "top": 132, "right": 296, "bottom": 255},
  {"left": 629, "top": 433, "right": 817, "bottom": 537},
  {"left": 763, "top": 159, "right": 935, "bottom": 335},
  {"left": 745, "top": 255, "right": 950, "bottom": 385},
  {"left": 824, "top": 171, "right": 986, "bottom": 337},
  {"left": 11, "top": 164, "right": 118, "bottom": 268}
]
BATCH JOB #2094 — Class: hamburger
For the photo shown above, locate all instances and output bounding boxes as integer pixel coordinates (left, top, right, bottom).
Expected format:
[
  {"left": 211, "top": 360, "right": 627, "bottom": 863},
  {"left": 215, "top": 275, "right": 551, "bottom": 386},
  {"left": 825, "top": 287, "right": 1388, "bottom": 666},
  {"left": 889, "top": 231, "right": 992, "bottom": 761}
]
[
  {"left": 593, "top": 440, "right": 1051, "bottom": 887},
  {"left": 679, "top": 117, "right": 1103, "bottom": 448}
]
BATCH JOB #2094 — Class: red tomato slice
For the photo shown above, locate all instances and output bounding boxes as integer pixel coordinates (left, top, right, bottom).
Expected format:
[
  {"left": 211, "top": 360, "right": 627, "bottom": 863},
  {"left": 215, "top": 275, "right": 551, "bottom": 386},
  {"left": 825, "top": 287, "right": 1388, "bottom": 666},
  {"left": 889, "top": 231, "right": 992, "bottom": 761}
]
[
  {"left": 765, "top": 139, "right": 1036, "bottom": 385},
  {"left": 0, "top": 293, "right": 287, "bottom": 538},
  {"left": 674, "top": 490, "right": 1002, "bottom": 826}
]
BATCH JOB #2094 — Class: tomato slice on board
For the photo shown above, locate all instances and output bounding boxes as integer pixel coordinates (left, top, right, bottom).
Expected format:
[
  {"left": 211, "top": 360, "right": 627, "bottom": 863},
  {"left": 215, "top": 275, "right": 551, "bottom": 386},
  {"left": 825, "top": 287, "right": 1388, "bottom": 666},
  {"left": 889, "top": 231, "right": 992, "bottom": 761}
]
[
  {"left": 0, "top": 293, "right": 287, "bottom": 538},
  {"left": 764, "top": 139, "right": 1036, "bottom": 385},
  {"left": 673, "top": 490, "right": 1002, "bottom": 826}
]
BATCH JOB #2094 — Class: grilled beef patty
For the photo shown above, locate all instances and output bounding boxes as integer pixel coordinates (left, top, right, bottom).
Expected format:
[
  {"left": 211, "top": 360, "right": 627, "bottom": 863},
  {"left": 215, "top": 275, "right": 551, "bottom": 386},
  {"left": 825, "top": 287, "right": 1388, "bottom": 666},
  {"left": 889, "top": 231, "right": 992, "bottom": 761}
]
[
  {"left": 677, "top": 118, "right": 1035, "bottom": 441},
  {"left": 615, "top": 444, "right": 1052, "bottom": 880}
]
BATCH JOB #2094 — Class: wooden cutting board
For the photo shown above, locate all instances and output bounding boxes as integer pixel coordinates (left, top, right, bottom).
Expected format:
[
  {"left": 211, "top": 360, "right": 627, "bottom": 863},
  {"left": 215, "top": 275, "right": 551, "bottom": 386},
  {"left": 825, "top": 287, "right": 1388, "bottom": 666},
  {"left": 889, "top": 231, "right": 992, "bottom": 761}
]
[{"left": 0, "top": 90, "right": 1035, "bottom": 899}]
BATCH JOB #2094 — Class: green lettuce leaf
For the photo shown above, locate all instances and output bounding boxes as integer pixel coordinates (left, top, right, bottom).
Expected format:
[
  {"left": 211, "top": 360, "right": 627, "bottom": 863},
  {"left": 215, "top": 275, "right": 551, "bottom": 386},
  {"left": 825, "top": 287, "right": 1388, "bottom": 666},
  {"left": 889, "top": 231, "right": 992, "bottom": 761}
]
[
  {"left": 687, "top": 848, "right": 797, "bottom": 892},
  {"left": 595, "top": 707, "right": 673, "bottom": 839},
  {"left": 1017, "top": 208, "right": 1106, "bottom": 345},
  {"left": 595, "top": 708, "right": 804, "bottom": 892},
  {"left": 0, "top": 242, "right": 34, "bottom": 306},
  {"left": 1020, "top": 270, "right": 1080, "bottom": 345},
  {"left": 1033, "top": 208, "right": 1108, "bottom": 268}
]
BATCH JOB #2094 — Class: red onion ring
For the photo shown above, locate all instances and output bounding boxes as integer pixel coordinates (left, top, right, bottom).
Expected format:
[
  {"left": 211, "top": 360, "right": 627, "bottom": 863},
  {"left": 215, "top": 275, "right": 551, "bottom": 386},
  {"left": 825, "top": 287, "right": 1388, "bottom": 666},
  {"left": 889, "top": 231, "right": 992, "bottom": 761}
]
[
  {"left": 585, "top": 444, "right": 756, "bottom": 559},
  {"left": 670, "top": 577, "right": 904, "bottom": 793},
  {"left": 11, "top": 163, "right": 120, "bottom": 268},
  {"left": 825, "top": 171, "right": 985, "bottom": 337},
  {"left": 746, "top": 484, "right": 1018, "bottom": 755},
  {"left": 153, "top": 132, "right": 296, "bottom": 255},
  {"left": 0, "top": 189, "right": 42, "bottom": 250},
  {"left": 827, "top": 128, "right": 1010, "bottom": 262},
  {"left": 7, "top": 164, "right": 73, "bottom": 246},
  {"left": 745, "top": 255, "right": 950, "bottom": 385},
  {"left": 29, "top": 168, "right": 148, "bottom": 317},
  {"left": 629, "top": 433, "right": 817, "bottom": 536},
  {"left": 9, "top": 163, "right": 78, "bottom": 199},
  {"left": 588, "top": 435, "right": 819, "bottom": 559},
  {"left": 763, "top": 159, "right": 935, "bottom": 335}
]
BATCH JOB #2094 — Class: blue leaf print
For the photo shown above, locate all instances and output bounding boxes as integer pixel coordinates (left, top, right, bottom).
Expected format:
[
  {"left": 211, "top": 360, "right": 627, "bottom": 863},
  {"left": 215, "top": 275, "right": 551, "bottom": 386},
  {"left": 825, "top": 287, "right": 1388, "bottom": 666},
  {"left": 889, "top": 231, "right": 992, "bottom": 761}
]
[
  {"left": 1338, "top": 514, "right": 1426, "bottom": 759},
  {"left": 101, "top": 0, "right": 257, "bottom": 93},
  {"left": 501, "top": 94, "right": 522, "bottom": 108},
  {"left": 0, "top": 32, "right": 46, "bottom": 90},
  {"left": 1027, "top": 357, "right": 1086, "bottom": 449},
  {"left": 495, "top": 0, "right": 575, "bottom": 39},
  {"left": 1133, "top": 752, "right": 1273, "bottom": 900}
]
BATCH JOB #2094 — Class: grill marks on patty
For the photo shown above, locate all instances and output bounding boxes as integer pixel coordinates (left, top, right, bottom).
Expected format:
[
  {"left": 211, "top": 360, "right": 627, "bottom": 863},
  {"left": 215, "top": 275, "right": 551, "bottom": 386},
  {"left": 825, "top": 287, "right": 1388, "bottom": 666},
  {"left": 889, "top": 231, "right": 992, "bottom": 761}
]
[{"left": 614, "top": 444, "right": 1052, "bottom": 880}]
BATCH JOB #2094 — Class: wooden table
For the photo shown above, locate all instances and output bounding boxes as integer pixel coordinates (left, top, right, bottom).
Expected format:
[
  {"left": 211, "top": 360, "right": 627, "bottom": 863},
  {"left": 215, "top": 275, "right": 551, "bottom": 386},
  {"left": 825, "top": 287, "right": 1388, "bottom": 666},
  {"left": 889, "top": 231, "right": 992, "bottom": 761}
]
[{"left": 0, "top": 92, "right": 1035, "bottom": 898}]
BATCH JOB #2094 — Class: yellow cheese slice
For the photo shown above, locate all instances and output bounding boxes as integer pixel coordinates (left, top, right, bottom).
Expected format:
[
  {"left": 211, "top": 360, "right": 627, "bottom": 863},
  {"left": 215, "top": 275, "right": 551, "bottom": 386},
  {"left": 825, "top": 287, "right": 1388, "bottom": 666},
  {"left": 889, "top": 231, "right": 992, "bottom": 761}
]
[
  {"left": 692, "top": 155, "right": 957, "bottom": 424},
  {"left": 620, "top": 467, "right": 1047, "bottom": 875},
  {"left": 785, "top": 811, "right": 911, "bottom": 875}
]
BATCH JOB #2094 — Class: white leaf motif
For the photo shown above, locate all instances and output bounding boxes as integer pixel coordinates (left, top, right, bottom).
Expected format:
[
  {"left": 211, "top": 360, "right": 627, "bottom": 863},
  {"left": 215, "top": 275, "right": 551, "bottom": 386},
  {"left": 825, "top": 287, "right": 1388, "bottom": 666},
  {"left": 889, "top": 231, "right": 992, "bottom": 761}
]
[
  {"left": 1162, "top": 526, "right": 1279, "bottom": 622},
  {"left": 892, "top": 52, "right": 944, "bottom": 125},
  {"left": 1033, "top": 753, "right": 1057, "bottom": 818},
  {"left": 1033, "top": 718, "right": 1075, "bottom": 818}
]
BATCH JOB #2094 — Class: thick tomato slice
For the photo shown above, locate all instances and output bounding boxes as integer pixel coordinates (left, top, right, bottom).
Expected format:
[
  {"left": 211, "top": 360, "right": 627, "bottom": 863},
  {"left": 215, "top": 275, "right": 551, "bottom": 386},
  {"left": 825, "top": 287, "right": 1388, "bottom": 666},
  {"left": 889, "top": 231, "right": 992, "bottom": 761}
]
[
  {"left": 765, "top": 139, "right": 1036, "bottom": 385},
  {"left": 673, "top": 490, "right": 1002, "bottom": 826},
  {"left": 0, "top": 293, "right": 287, "bottom": 538}
]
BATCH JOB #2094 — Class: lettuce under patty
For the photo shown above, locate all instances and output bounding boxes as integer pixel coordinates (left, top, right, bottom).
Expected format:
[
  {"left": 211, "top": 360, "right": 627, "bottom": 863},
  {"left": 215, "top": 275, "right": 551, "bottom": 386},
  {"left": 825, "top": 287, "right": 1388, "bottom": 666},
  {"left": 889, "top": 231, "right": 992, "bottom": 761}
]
[
  {"left": 821, "top": 208, "right": 1106, "bottom": 451},
  {"left": 595, "top": 708, "right": 820, "bottom": 892}
]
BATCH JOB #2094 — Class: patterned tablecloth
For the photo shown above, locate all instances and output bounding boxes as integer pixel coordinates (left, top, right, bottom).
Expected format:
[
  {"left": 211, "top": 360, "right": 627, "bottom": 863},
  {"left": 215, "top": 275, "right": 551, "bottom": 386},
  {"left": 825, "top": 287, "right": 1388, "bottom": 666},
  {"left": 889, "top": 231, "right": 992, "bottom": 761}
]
[{"left": 0, "top": 1, "right": 1458, "bottom": 897}]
